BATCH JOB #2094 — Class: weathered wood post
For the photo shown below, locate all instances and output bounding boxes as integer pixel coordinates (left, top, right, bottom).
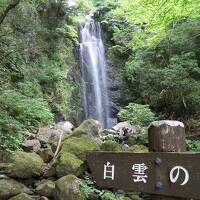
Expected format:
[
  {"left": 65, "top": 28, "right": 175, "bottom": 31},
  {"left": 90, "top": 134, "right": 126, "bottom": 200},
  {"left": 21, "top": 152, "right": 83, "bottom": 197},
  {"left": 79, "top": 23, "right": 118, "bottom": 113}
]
[{"left": 148, "top": 120, "right": 187, "bottom": 200}]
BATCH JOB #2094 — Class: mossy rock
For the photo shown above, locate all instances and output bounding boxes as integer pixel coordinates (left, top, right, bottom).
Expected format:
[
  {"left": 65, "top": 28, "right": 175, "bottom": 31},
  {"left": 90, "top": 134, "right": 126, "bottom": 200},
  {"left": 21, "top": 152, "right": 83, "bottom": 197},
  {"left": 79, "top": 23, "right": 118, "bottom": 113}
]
[
  {"left": 71, "top": 119, "right": 101, "bottom": 138},
  {"left": 40, "top": 197, "right": 49, "bottom": 200},
  {"left": 128, "top": 193, "right": 142, "bottom": 200},
  {"left": 61, "top": 137, "right": 100, "bottom": 161},
  {"left": 9, "top": 193, "right": 33, "bottom": 200},
  {"left": 54, "top": 174, "right": 86, "bottom": 200},
  {"left": 5, "top": 151, "right": 44, "bottom": 178},
  {"left": 0, "top": 178, "right": 31, "bottom": 200},
  {"left": 43, "top": 164, "right": 57, "bottom": 178},
  {"left": 123, "top": 198, "right": 132, "bottom": 200},
  {"left": 55, "top": 152, "right": 83, "bottom": 177},
  {"left": 100, "top": 140, "right": 123, "bottom": 152},
  {"left": 36, "top": 180, "right": 55, "bottom": 197},
  {"left": 37, "top": 147, "right": 54, "bottom": 163},
  {"left": 129, "top": 145, "right": 148, "bottom": 153}
]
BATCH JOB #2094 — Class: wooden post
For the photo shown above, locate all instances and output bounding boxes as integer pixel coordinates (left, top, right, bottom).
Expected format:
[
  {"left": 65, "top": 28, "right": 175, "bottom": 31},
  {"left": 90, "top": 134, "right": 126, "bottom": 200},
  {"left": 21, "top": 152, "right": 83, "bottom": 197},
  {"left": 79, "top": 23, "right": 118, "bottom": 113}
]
[{"left": 148, "top": 120, "right": 187, "bottom": 200}]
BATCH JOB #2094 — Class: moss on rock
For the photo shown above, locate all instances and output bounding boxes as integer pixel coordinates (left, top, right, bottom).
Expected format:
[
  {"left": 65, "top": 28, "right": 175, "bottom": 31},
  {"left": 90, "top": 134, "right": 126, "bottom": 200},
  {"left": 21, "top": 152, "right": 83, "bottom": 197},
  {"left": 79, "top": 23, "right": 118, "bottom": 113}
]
[
  {"left": 123, "top": 198, "right": 132, "bottom": 200},
  {"left": 55, "top": 152, "right": 83, "bottom": 177},
  {"left": 36, "top": 180, "right": 55, "bottom": 197},
  {"left": 128, "top": 193, "right": 142, "bottom": 200},
  {"left": 129, "top": 145, "right": 148, "bottom": 153},
  {"left": 61, "top": 137, "right": 100, "bottom": 161},
  {"left": 100, "top": 140, "right": 123, "bottom": 152},
  {"left": 0, "top": 178, "right": 31, "bottom": 200},
  {"left": 40, "top": 197, "right": 49, "bottom": 200},
  {"left": 54, "top": 174, "right": 86, "bottom": 200},
  {"left": 5, "top": 151, "right": 44, "bottom": 178},
  {"left": 9, "top": 193, "right": 33, "bottom": 200},
  {"left": 71, "top": 119, "right": 101, "bottom": 138}
]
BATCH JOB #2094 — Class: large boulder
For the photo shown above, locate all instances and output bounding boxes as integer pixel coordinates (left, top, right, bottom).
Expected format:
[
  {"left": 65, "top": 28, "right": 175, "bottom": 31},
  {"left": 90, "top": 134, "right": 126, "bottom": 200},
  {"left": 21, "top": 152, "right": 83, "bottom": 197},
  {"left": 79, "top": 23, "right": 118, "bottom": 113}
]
[
  {"left": 100, "top": 140, "right": 123, "bottom": 152},
  {"left": 100, "top": 129, "right": 118, "bottom": 136},
  {"left": 55, "top": 152, "right": 83, "bottom": 177},
  {"left": 36, "top": 128, "right": 64, "bottom": 144},
  {"left": 37, "top": 146, "right": 54, "bottom": 163},
  {"left": 5, "top": 151, "right": 44, "bottom": 179},
  {"left": 56, "top": 121, "right": 74, "bottom": 133},
  {"left": 36, "top": 180, "right": 55, "bottom": 198},
  {"left": 0, "top": 178, "right": 31, "bottom": 200},
  {"left": 61, "top": 137, "right": 100, "bottom": 161},
  {"left": 113, "top": 122, "right": 140, "bottom": 136},
  {"left": 71, "top": 119, "right": 101, "bottom": 138},
  {"left": 54, "top": 175, "right": 86, "bottom": 200},
  {"left": 9, "top": 193, "right": 33, "bottom": 200},
  {"left": 22, "top": 139, "right": 41, "bottom": 152},
  {"left": 36, "top": 128, "right": 52, "bottom": 144}
]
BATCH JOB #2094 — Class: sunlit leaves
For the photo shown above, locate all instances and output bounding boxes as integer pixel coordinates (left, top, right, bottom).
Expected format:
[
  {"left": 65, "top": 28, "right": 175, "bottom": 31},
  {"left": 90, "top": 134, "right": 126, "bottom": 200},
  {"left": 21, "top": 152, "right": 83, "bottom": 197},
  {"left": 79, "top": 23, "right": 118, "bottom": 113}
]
[{"left": 112, "top": 0, "right": 200, "bottom": 47}]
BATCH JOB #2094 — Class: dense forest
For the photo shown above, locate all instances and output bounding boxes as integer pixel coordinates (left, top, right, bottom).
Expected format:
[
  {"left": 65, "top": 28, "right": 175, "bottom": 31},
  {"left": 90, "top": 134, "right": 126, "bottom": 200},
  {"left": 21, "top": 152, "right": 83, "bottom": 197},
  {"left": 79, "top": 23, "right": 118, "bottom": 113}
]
[
  {"left": 1, "top": 0, "right": 199, "bottom": 151},
  {"left": 0, "top": 0, "right": 200, "bottom": 199}
]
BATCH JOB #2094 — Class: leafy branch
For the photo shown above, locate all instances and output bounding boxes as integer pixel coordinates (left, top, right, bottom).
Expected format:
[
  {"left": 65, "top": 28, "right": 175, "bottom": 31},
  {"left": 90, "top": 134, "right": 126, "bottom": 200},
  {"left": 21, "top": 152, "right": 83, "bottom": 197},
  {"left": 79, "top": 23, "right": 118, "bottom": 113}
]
[{"left": 0, "top": 0, "right": 21, "bottom": 25}]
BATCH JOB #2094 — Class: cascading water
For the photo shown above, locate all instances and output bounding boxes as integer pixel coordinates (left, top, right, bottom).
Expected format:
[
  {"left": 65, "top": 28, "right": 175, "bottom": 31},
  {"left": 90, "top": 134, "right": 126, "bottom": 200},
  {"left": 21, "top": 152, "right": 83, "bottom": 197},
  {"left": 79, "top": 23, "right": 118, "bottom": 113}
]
[{"left": 79, "top": 19, "right": 111, "bottom": 128}]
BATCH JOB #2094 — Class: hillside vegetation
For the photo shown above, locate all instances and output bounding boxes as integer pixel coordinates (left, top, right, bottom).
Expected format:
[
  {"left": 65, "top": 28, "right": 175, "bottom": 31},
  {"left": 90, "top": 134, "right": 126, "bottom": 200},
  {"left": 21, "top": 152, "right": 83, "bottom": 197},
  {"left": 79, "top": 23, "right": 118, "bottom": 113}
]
[{"left": 0, "top": 0, "right": 200, "bottom": 150}]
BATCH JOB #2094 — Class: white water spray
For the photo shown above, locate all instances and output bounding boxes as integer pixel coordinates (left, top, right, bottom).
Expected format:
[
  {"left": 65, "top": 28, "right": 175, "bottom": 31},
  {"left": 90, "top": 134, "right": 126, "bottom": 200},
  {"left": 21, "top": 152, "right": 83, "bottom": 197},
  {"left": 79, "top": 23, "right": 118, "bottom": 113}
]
[{"left": 79, "top": 20, "right": 111, "bottom": 128}]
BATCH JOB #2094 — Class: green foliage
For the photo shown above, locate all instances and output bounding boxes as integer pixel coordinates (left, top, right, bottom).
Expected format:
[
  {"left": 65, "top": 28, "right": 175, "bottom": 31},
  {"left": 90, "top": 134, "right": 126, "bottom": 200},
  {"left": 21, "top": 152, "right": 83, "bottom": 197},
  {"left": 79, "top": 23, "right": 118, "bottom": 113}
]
[
  {"left": 112, "top": 0, "right": 200, "bottom": 47},
  {"left": 126, "top": 128, "right": 148, "bottom": 146},
  {"left": 0, "top": 110, "right": 24, "bottom": 152},
  {"left": 93, "top": 0, "right": 119, "bottom": 13},
  {"left": 123, "top": 45, "right": 200, "bottom": 118},
  {"left": 105, "top": 1, "right": 200, "bottom": 127},
  {"left": 0, "top": 89, "right": 53, "bottom": 130},
  {"left": 70, "top": 0, "right": 95, "bottom": 23},
  {"left": 118, "top": 103, "right": 155, "bottom": 126},
  {"left": 0, "top": 88, "right": 53, "bottom": 152},
  {"left": 0, "top": 0, "right": 82, "bottom": 151},
  {"left": 186, "top": 140, "right": 200, "bottom": 152},
  {"left": 80, "top": 178, "right": 128, "bottom": 200}
]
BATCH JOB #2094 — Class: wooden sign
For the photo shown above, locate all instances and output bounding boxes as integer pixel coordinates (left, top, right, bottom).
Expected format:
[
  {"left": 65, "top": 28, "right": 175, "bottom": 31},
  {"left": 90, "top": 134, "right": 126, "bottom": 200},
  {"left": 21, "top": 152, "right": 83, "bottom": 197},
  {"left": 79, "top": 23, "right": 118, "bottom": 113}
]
[{"left": 87, "top": 152, "right": 200, "bottom": 199}]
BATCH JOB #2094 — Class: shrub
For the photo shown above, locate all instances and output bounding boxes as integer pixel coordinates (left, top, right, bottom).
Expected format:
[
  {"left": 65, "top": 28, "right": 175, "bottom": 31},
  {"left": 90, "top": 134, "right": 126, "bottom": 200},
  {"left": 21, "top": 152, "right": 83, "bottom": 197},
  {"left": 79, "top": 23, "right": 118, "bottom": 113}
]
[
  {"left": 126, "top": 128, "right": 148, "bottom": 146},
  {"left": 0, "top": 89, "right": 53, "bottom": 151},
  {"left": 0, "top": 110, "right": 25, "bottom": 152},
  {"left": 186, "top": 140, "right": 200, "bottom": 152},
  {"left": 117, "top": 103, "right": 155, "bottom": 126},
  {"left": 0, "top": 90, "right": 53, "bottom": 130},
  {"left": 80, "top": 178, "right": 129, "bottom": 200}
]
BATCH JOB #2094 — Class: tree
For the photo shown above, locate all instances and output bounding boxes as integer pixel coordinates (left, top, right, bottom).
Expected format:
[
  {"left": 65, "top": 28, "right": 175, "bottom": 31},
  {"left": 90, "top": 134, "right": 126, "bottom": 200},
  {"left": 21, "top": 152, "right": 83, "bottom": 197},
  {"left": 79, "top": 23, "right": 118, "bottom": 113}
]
[
  {"left": 112, "top": 0, "right": 200, "bottom": 47},
  {"left": 0, "top": 0, "right": 21, "bottom": 25}
]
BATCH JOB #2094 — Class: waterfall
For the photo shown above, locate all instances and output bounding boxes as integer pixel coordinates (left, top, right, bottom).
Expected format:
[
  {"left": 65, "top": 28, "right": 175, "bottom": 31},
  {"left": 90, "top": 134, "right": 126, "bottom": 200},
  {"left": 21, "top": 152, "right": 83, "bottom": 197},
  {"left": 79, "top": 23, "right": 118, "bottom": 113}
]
[{"left": 79, "top": 20, "right": 111, "bottom": 128}]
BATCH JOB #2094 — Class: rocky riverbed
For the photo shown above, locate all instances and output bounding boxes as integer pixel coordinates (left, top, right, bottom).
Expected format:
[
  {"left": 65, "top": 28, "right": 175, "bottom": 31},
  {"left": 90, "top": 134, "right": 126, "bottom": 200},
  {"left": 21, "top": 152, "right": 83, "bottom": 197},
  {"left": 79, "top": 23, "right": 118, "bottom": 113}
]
[{"left": 0, "top": 119, "right": 147, "bottom": 200}]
